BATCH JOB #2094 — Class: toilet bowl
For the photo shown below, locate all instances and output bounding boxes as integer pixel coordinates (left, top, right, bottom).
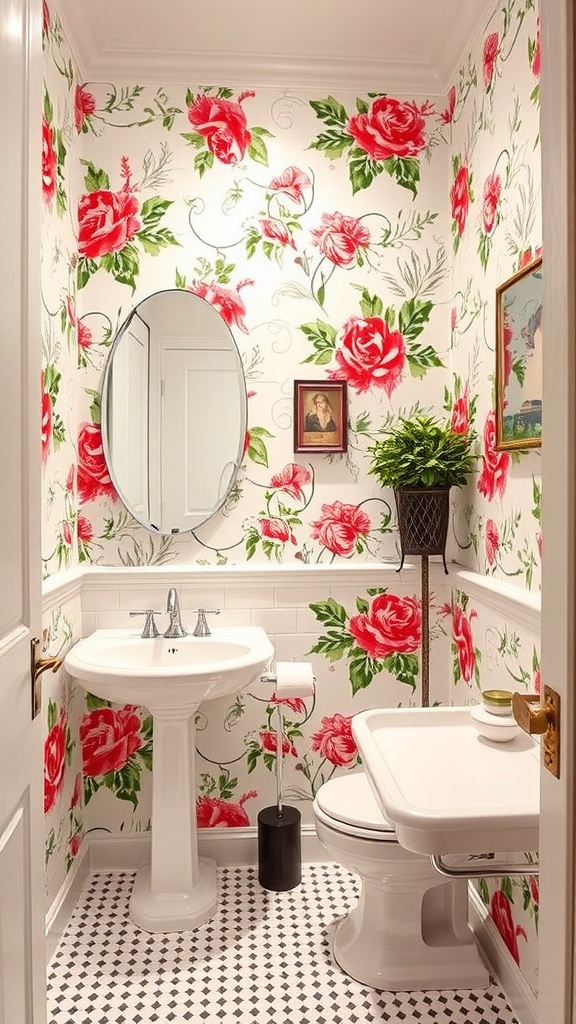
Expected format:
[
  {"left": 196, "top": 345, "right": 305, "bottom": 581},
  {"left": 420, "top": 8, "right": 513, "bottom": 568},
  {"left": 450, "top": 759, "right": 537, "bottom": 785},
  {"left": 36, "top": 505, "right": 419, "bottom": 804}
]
[{"left": 313, "top": 773, "right": 490, "bottom": 991}]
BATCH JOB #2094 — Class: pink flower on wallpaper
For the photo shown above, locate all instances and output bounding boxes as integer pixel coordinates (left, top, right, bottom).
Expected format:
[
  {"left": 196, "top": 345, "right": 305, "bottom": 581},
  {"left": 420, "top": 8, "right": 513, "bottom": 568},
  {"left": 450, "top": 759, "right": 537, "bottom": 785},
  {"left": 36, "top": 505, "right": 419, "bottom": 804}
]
[
  {"left": 450, "top": 165, "right": 471, "bottom": 236},
  {"left": 503, "top": 312, "right": 513, "bottom": 387},
  {"left": 311, "top": 714, "right": 358, "bottom": 767},
  {"left": 536, "top": 531, "right": 542, "bottom": 559},
  {"left": 70, "top": 771, "right": 82, "bottom": 809},
  {"left": 66, "top": 465, "right": 75, "bottom": 492},
  {"left": 490, "top": 890, "right": 527, "bottom": 964},
  {"left": 62, "top": 520, "right": 73, "bottom": 547},
  {"left": 260, "top": 218, "right": 296, "bottom": 249},
  {"left": 69, "top": 834, "right": 83, "bottom": 858},
  {"left": 78, "top": 320, "right": 93, "bottom": 352},
  {"left": 196, "top": 791, "right": 256, "bottom": 828},
  {"left": 529, "top": 875, "right": 539, "bottom": 906},
  {"left": 41, "top": 372, "right": 52, "bottom": 464},
  {"left": 310, "top": 501, "right": 370, "bottom": 557},
  {"left": 483, "top": 32, "right": 500, "bottom": 88},
  {"left": 77, "top": 515, "right": 93, "bottom": 543},
  {"left": 258, "top": 517, "right": 291, "bottom": 543},
  {"left": 268, "top": 166, "right": 312, "bottom": 206},
  {"left": 42, "top": 0, "right": 49, "bottom": 34},
  {"left": 270, "top": 693, "right": 307, "bottom": 716},
  {"left": 350, "top": 593, "right": 422, "bottom": 658},
  {"left": 485, "top": 518, "right": 500, "bottom": 566},
  {"left": 534, "top": 668, "right": 541, "bottom": 695},
  {"left": 451, "top": 306, "right": 458, "bottom": 332},
  {"left": 519, "top": 245, "right": 542, "bottom": 269},
  {"left": 439, "top": 86, "right": 456, "bottom": 125},
  {"left": 347, "top": 96, "right": 428, "bottom": 160},
  {"left": 188, "top": 279, "right": 253, "bottom": 334},
  {"left": 44, "top": 711, "right": 67, "bottom": 813},
  {"left": 42, "top": 116, "right": 56, "bottom": 205},
  {"left": 269, "top": 463, "right": 311, "bottom": 503},
  {"left": 310, "top": 212, "right": 370, "bottom": 267},
  {"left": 531, "top": 20, "right": 541, "bottom": 78},
  {"left": 452, "top": 605, "right": 476, "bottom": 683},
  {"left": 450, "top": 390, "right": 469, "bottom": 435},
  {"left": 74, "top": 85, "right": 96, "bottom": 133},
  {"left": 259, "top": 730, "right": 298, "bottom": 757},
  {"left": 77, "top": 189, "right": 141, "bottom": 259},
  {"left": 329, "top": 316, "right": 406, "bottom": 395},
  {"left": 477, "top": 410, "right": 510, "bottom": 501},
  {"left": 80, "top": 706, "right": 144, "bottom": 777},
  {"left": 482, "top": 172, "right": 501, "bottom": 234},
  {"left": 77, "top": 422, "right": 117, "bottom": 503},
  {"left": 187, "top": 91, "right": 254, "bottom": 165}
]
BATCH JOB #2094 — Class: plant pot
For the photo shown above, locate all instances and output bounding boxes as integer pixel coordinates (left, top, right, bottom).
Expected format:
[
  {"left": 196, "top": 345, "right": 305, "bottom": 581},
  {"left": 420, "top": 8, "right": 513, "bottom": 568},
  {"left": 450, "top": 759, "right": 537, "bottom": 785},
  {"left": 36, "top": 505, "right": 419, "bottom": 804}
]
[{"left": 394, "top": 486, "right": 450, "bottom": 572}]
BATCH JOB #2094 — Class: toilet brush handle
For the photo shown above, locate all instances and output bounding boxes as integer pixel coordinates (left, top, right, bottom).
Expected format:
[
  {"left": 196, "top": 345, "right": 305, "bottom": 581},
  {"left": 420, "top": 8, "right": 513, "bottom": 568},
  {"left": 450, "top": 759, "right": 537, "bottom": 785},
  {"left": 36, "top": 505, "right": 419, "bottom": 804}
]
[{"left": 276, "top": 704, "right": 283, "bottom": 817}]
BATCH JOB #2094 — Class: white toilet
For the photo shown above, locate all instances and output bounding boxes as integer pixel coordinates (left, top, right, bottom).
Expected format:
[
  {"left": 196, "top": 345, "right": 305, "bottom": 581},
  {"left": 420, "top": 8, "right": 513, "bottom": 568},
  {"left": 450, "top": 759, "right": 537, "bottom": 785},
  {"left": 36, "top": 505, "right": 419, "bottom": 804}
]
[{"left": 313, "top": 772, "right": 490, "bottom": 991}]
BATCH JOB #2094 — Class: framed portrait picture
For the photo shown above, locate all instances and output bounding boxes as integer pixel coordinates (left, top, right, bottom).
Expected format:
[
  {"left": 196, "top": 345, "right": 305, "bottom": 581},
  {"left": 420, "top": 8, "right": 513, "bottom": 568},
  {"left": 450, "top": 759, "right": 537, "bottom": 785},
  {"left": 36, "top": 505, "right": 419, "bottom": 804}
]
[
  {"left": 495, "top": 255, "right": 543, "bottom": 451},
  {"left": 293, "top": 380, "right": 348, "bottom": 453}
]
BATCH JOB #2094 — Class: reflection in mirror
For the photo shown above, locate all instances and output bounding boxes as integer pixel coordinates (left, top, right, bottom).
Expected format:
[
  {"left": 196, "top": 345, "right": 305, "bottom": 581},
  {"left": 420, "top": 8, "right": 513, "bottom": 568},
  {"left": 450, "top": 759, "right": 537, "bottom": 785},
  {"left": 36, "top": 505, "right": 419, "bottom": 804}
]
[
  {"left": 495, "top": 256, "right": 542, "bottom": 451},
  {"left": 102, "top": 289, "right": 247, "bottom": 535}
]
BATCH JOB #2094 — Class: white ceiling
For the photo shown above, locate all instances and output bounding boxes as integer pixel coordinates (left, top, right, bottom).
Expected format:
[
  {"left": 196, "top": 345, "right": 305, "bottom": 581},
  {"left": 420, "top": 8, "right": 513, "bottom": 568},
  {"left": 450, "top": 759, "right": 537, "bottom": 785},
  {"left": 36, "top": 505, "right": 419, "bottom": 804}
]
[{"left": 56, "top": 0, "right": 494, "bottom": 93}]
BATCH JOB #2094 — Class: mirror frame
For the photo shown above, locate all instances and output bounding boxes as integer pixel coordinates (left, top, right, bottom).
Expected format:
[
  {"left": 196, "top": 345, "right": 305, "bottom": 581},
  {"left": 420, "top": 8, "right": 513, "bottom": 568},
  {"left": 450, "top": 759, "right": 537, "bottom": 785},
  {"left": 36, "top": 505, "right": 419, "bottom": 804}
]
[
  {"left": 495, "top": 256, "right": 543, "bottom": 452},
  {"left": 101, "top": 288, "right": 248, "bottom": 535}
]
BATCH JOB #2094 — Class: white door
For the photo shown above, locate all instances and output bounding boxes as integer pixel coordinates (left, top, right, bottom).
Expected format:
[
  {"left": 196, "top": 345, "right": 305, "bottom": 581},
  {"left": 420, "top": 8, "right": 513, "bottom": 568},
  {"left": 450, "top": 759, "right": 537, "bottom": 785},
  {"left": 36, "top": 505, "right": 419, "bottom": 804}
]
[
  {"left": 0, "top": 2, "right": 45, "bottom": 1022},
  {"left": 537, "top": 1, "right": 575, "bottom": 1020}
]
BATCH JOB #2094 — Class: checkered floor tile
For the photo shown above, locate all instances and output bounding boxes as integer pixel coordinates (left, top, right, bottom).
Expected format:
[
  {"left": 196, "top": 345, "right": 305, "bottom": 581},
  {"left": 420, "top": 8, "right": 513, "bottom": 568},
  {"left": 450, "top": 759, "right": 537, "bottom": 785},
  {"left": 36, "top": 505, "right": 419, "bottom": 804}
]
[{"left": 47, "top": 864, "right": 519, "bottom": 1023}]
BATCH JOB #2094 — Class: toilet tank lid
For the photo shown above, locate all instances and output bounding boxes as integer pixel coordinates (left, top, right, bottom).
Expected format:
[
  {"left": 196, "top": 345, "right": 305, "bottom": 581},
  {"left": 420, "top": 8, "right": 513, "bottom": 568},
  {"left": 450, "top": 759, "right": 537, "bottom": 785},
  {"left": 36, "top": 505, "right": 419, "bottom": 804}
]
[{"left": 315, "top": 772, "right": 395, "bottom": 833}]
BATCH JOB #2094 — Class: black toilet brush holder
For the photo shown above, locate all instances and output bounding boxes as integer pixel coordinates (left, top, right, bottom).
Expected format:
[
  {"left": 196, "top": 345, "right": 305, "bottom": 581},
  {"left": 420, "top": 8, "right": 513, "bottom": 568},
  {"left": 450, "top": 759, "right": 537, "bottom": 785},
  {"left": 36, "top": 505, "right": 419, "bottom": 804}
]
[{"left": 257, "top": 703, "right": 302, "bottom": 892}]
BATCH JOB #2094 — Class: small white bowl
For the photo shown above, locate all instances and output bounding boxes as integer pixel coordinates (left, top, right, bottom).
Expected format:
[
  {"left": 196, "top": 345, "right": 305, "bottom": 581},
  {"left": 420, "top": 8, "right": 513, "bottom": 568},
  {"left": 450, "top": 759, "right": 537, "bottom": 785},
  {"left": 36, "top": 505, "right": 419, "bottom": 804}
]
[
  {"left": 470, "top": 704, "right": 520, "bottom": 743},
  {"left": 481, "top": 689, "right": 513, "bottom": 716}
]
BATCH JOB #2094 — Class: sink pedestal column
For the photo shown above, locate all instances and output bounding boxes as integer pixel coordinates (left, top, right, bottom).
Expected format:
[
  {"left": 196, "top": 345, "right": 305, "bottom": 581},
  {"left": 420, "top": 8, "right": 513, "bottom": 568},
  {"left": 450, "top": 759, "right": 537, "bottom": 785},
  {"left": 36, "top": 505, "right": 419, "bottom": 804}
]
[{"left": 130, "top": 705, "right": 217, "bottom": 933}]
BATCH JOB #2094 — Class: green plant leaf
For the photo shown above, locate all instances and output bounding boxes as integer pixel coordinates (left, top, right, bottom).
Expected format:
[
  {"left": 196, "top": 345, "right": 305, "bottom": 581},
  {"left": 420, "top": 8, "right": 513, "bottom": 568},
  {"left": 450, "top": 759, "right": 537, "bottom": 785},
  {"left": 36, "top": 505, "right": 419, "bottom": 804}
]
[
  {"left": 309, "top": 96, "right": 349, "bottom": 127},
  {"left": 348, "top": 652, "right": 378, "bottom": 694},
  {"left": 80, "top": 160, "right": 110, "bottom": 192}
]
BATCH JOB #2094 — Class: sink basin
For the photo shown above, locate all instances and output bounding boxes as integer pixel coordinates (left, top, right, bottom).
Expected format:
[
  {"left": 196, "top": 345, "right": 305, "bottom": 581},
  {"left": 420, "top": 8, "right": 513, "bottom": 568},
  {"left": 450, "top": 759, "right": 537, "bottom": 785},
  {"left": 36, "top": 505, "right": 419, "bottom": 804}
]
[
  {"left": 64, "top": 625, "right": 274, "bottom": 933},
  {"left": 64, "top": 626, "right": 274, "bottom": 710},
  {"left": 352, "top": 707, "right": 540, "bottom": 856}
]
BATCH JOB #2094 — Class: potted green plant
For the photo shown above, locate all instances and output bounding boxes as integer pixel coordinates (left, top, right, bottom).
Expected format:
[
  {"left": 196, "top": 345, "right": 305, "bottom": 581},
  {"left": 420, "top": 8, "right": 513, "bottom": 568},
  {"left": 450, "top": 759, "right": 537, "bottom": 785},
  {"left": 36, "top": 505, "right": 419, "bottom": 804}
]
[{"left": 367, "top": 415, "right": 476, "bottom": 571}]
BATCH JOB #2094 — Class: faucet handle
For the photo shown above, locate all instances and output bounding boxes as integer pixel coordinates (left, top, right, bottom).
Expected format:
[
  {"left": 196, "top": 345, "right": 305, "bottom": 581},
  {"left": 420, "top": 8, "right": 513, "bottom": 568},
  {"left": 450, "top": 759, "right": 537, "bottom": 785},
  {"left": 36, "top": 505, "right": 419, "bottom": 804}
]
[
  {"left": 130, "top": 610, "right": 161, "bottom": 638},
  {"left": 192, "top": 608, "right": 221, "bottom": 637}
]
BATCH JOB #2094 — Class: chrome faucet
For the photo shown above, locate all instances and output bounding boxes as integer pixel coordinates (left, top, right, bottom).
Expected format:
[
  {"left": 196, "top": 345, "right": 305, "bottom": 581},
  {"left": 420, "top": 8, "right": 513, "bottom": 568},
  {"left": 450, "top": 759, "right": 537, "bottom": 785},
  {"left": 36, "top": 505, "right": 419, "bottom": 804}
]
[
  {"left": 193, "top": 608, "right": 221, "bottom": 637},
  {"left": 164, "top": 588, "right": 188, "bottom": 638}
]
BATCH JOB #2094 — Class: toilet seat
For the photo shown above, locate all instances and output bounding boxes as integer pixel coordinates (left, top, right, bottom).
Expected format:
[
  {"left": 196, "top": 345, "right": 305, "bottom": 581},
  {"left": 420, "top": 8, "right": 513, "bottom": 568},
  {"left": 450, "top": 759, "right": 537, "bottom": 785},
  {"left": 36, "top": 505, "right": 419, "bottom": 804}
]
[{"left": 314, "top": 773, "right": 397, "bottom": 841}]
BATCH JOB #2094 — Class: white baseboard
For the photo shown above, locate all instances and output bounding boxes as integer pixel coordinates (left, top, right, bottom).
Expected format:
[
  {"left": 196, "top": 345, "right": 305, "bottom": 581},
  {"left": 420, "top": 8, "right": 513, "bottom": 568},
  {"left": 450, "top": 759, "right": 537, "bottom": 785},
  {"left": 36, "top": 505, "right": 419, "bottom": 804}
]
[
  {"left": 469, "top": 886, "right": 538, "bottom": 1024},
  {"left": 89, "top": 824, "right": 327, "bottom": 872},
  {"left": 45, "top": 844, "right": 91, "bottom": 963}
]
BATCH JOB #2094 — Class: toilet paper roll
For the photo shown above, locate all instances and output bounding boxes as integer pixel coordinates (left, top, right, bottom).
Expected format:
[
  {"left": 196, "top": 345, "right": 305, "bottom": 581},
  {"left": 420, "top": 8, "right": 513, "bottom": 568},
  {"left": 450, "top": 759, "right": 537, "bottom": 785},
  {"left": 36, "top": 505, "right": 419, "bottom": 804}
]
[{"left": 275, "top": 661, "right": 314, "bottom": 699}]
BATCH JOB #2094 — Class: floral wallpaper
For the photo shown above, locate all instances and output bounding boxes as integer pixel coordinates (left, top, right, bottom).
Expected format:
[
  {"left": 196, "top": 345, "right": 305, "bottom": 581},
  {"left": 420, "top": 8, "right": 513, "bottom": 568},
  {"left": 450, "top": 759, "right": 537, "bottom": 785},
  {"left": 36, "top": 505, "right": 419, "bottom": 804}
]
[{"left": 41, "top": 0, "right": 541, "bottom": 998}]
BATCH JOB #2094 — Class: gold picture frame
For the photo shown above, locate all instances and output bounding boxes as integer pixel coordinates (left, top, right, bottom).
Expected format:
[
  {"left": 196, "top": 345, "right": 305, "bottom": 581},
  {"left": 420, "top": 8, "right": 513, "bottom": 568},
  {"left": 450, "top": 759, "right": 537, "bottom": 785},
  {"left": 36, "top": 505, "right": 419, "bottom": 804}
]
[
  {"left": 495, "top": 255, "right": 543, "bottom": 451},
  {"left": 293, "top": 380, "right": 347, "bottom": 453}
]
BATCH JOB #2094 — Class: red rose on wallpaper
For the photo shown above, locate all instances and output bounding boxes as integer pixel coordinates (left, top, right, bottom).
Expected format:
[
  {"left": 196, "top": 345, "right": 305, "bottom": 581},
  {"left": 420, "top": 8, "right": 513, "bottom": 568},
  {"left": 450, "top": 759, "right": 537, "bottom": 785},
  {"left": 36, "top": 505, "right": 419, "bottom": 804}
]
[
  {"left": 490, "top": 890, "right": 527, "bottom": 965},
  {"left": 270, "top": 693, "right": 307, "bottom": 716},
  {"left": 529, "top": 876, "right": 539, "bottom": 906},
  {"left": 77, "top": 422, "right": 116, "bottom": 503},
  {"left": 439, "top": 86, "right": 456, "bottom": 125},
  {"left": 188, "top": 279, "right": 252, "bottom": 334},
  {"left": 80, "top": 706, "right": 144, "bottom": 777},
  {"left": 196, "top": 791, "right": 256, "bottom": 828},
  {"left": 74, "top": 85, "right": 96, "bottom": 133},
  {"left": 483, "top": 32, "right": 500, "bottom": 88},
  {"left": 42, "top": 0, "right": 49, "bottom": 34},
  {"left": 62, "top": 520, "right": 73, "bottom": 547},
  {"left": 347, "top": 96, "right": 428, "bottom": 160},
  {"left": 310, "top": 211, "right": 370, "bottom": 267},
  {"left": 187, "top": 91, "right": 254, "bottom": 165},
  {"left": 349, "top": 593, "right": 422, "bottom": 658},
  {"left": 259, "top": 730, "right": 298, "bottom": 757},
  {"left": 485, "top": 518, "right": 500, "bottom": 566},
  {"left": 77, "top": 515, "right": 93, "bottom": 543},
  {"left": 450, "top": 391, "right": 469, "bottom": 434},
  {"left": 44, "top": 712, "right": 67, "bottom": 813},
  {"left": 269, "top": 166, "right": 312, "bottom": 206},
  {"left": 269, "top": 463, "right": 311, "bottom": 503},
  {"left": 450, "top": 165, "right": 471, "bottom": 236},
  {"left": 531, "top": 20, "right": 541, "bottom": 77},
  {"left": 310, "top": 501, "right": 370, "bottom": 557},
  {"left": 329, "top": 315, "right": 406, "bottom": 395},
  {"left": 452, "top": 605, "right": 476, "bottom": 683},
  {"left": 77, "top": 189, "right": 141, "bottom": 260},
  {"left": 260, "top": 218, "right": 296, "bottom": 249},
  {"left": 259, "top": 517, "right": 291, "bottom": 543},
  {"left": 42, "top": 116, "right": 56, "bottom": 205},
  {"left": 41, "top": 372, "right": 52, "bottom": 463},
  {"left": 311, "top": 714, "right": 357, "bottom": 767},
  {"left": 70, "top": 771, "right": 82, "bottom": 809},
  {"left": 477, "top": 410, "right": 510, "bottom": 501},
  {"left": 519, "top": 245, "right": 542, "bottom": 269},
  {"left": 482, "top": 172, "right": 501, "bottom": 234},
  {"left": 68, "top": 834, "right": 83, "bottom": 858}
]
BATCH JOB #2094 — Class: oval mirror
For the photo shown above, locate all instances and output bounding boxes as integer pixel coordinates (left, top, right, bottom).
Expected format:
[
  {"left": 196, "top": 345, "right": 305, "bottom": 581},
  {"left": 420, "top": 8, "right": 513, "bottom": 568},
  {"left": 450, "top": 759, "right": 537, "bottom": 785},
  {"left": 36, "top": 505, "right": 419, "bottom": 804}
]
[{"left": 102, "top": 288, "right": 247, "bottom": 535}]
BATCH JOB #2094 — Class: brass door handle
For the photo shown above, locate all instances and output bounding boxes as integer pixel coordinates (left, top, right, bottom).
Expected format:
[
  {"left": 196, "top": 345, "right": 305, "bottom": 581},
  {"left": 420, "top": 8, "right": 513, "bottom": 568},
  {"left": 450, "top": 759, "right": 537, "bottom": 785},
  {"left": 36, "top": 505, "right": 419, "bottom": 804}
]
[
  {"left": 512, "top": 687, "right": 561, "bottom": 778},
  {"left": 30, "top": 637, "right": 63, "bottom": 719},
  {"left": 512, "top": 692, "right": 549, "bottom": 734}
]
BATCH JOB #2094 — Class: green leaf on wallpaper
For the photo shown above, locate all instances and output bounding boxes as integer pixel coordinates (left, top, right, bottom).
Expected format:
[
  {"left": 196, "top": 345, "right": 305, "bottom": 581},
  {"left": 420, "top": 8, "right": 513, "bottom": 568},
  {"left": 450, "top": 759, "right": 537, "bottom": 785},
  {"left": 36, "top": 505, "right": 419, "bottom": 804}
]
[
  {"left": 309, "top": 96, "right": 349, "bottom": 127},
  {"left": 355, "top": 97, "right": 369, "bottom": 114},
  {"left": 245, "top": 530, "right": 260, "bottom": 562},
  {"left": 353, "top": 410, "right": 371, "bottom": 433},
  {"left": 139, "top": 196, "right": 173, "bottom": 228},
  {"left": 247, "top": 134, "right": 269, "bottom": 167},
  {"left": 532, "top": 476, "right": 541, "bottom": 522},
  {"left": 384, "top": 156, "right": 420, "bottom": 197},
  {"left": 174, "top": 268, "right": 187, "bottom": 289},
  {"left": 501, "top": 876, "right": 515, "bottom": 902},
  {"left": 137, "top": 746, "right": 153, "bottom": 772},
  {"left": 245, "top": 226, "right": 260, "bottom": 259},
  {"left": 398, "top": 298, "right": 433, "bottom": 341},
  {"left": 251, "top": 125, "right": 273, "bottom": 139},
  {"left": 181, "top": 131, "right": 205, "bottom": 149},
  {"left": 309, "top": 597, "right": 348, "bottom": 629},
  {"left": 47, "top": 698, "right": 58, "bottom": 730},
  {"left": 355, "top": 596, "right": 370, "bottom": 614},
  {"left": 56, "top": 185, "right": 67, "bottom": 219},
  {"left": 52, "top": 413, "right": 66, "bottom": 450},
  {"left": 85, "top": 692, "right": 110, "bottom": 711},
  {"left": 194, "top": 149, "right": 214, "bottom": 178},
  {"left": 84, "top": 389, "right": 101, "bottom": 425},
  {"left": 354, "top": 286, "right": 383, "bottom": 319},
  {"left": 308, "top": 130, "right": 353, "bottom": 159},
  {"left": 100, "top": 243, "right": 140, "bottom": 291},
  {"left": 384, "top": 307, "right": 396, "bottom": 329},
  {"left": 406, "top": 345, "right": 444, "bottom": 379},
  {"left": 137, "top": 228, "right": 180, "bottom": 256},
  {"left": 348, "top": 151, "right": 382, "bottom": 195},
  {"left": 43, "top": 91, "right": 54, "bottom": 125},
  {"left": 76, "top": 256, "right": 98, "bottom": 290},
  {"left": 383, "top": 652, "right": 418, "bottom": 690},
  {"left": 300, "top": 320, "right": 337, "bottom": 365},
  {"left": 80, "top": 160, "right": 111, "bottom": 192},
  {"left": 310, "top": 634, "right": 354, "bottom": 662},
  {"left": 348, "top": 653, "right": 377, "bottom": 694},
  {"left": 477, "top": 878, "right": 490, "bottom": 905},
  {"left": 247, "top": 426, "right": 273, "bottom": 468},
  {"left": 83, "top": 776, "right": 101, "bottom": 806}
]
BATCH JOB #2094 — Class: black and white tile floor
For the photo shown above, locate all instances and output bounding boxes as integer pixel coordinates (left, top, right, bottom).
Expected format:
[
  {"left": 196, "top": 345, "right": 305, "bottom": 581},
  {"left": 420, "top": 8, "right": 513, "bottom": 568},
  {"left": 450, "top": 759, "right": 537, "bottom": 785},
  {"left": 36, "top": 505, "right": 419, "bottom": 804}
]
[{"left": 47, "top": 864, "right": 519, "bottom": 1023}]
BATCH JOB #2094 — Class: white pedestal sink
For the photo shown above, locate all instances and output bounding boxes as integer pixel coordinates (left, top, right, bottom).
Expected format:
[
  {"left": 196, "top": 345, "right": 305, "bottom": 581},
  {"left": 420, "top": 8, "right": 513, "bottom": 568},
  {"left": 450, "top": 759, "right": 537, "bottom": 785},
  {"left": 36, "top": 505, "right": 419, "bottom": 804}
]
[{"left": 65, "top": 627, "right": 274, "bottom": 933}]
